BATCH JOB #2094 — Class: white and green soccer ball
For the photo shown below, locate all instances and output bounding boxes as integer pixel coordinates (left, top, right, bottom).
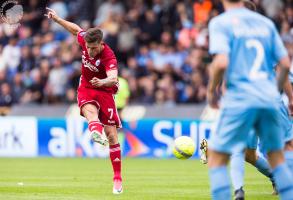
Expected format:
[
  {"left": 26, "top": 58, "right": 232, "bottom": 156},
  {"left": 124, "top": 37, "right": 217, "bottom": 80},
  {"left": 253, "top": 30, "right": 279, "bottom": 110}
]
[{"left": 173, "top": 136, "right": 195, "bottom": 159}]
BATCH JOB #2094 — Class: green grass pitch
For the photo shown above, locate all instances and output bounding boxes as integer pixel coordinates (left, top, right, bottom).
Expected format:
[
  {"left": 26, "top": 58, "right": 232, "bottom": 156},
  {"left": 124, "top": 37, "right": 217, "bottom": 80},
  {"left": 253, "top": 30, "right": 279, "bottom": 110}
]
[{"left": 0, "top": 158, "right": 278, "bottom": 200}]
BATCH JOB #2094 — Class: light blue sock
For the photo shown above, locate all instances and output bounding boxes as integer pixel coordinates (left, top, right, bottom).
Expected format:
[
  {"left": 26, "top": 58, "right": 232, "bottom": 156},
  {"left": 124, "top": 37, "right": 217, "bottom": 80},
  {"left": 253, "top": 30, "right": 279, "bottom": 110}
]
[
  {"left": 285, "top": 151, "right": 293, "bottom": 174},
  {"left": 230, "top": 153, "right": 245, "bottom": 191},
  {"left": 209, "top": 166, "right": 231, "bottom": 200},
  {"left": 254, "top": 155, "right": 274, "bottom": 183},
  {"left": 272, "top": 163, "right": 293, "bottom": 200}
]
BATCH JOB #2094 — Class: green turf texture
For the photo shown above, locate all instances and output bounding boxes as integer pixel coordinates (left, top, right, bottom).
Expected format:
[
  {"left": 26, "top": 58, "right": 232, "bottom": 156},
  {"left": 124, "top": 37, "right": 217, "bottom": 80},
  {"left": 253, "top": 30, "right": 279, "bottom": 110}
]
[{"left": 0, "top": 158, "right": 277, "bottom": 200}]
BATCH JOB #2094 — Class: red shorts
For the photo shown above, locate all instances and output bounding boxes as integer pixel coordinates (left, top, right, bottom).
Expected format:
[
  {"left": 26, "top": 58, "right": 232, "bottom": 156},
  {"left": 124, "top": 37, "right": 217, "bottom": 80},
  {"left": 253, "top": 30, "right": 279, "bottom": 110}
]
[{"left": 77, "top": 87, "right": 121, "bottom": 128}]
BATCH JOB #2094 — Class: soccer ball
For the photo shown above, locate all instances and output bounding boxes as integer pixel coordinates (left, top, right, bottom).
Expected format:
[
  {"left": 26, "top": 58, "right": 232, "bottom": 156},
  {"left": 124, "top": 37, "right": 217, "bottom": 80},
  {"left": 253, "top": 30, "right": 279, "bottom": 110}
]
[{"left": 173, "top": 136, "right": 195, "bottom": 159}]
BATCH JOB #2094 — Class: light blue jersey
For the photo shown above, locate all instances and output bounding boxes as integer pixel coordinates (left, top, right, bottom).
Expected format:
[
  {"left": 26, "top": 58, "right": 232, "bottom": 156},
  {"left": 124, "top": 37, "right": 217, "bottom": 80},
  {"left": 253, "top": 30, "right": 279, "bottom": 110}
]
[
  {"left": 209, "top": 8, "right": 288, "bottom": 154},
  {"left": 209, "top": 8, "right": 287, "bottom": 109}
]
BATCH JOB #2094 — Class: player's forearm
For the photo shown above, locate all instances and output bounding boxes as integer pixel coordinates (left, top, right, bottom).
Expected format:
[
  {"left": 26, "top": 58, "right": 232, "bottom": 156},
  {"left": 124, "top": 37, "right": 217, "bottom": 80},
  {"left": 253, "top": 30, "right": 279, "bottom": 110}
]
[
  {"left": 53, "top": 17, "right": 81, "bottom": 35},
  {"left": 277, "top": 68, "right": 289, "bottom": 92},
  {"left": 101, "top": 76, "right": 118, "bottom": 87},
  {"left": 283, "top": 75, "right": 293, "bottom": 101},
  {"left": 208, "top": 55, "right": 228, "bottom": 92},
  {"left": 277, "top": 57, "right": 291, "bottom": 91},
  {"left": 208, "top": 67, "right": 225, "bottom": 93}
]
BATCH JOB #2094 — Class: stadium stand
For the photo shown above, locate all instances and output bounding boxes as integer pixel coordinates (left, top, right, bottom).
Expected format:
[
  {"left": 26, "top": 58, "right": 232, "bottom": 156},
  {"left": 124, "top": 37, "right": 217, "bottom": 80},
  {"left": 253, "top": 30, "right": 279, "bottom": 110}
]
[{"left": 0, "top": 0, "right": 292, "bottom": 116}]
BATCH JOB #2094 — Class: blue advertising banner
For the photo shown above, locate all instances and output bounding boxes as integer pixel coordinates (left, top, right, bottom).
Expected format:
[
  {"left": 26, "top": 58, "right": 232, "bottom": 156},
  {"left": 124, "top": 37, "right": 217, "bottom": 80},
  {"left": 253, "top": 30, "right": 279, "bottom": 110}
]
[
  {"left": 122, "top": 119, "right": 212, "bottom": 158},
  {"left": 36, "top": 118, "right": 213, "bottom": 158},
  {"left": 38, "top": 118, "right": 111, "bottom": 158},
  {"left": 38, "top": 118, "right": 67, "bottom": 157}
]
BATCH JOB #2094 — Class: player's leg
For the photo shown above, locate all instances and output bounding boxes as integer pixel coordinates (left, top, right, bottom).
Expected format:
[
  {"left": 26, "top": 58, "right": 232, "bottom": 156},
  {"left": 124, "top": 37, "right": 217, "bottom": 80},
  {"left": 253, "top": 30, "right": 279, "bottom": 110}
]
[
  {"left": 267, "top": 150, "right": 293, "bottom": 199},
  {"left": 208, "top": 150, "right": 231, "bottom": 200},
  {"left": 230, "top": 152, "right": 245, "bottom": 200},
  {"left": 245, "top": 149, "right": 277, "bottom": 194},
  {"left": 245, "top": 149, "right": 270, "bottom": 177},
  {"left": 208, "top": 107, "right": 255, "bottom": 200},
  {"left": 104, "top": 125, "right": 123, "bottom": 194},
  {"left": 244, "top": 132, "right": 276, "bottom": 193},
  {"left": 203, "top": 142, "right": 245, "bottom": 199},
  {"left": 77, "top": 87, "right": 108, "bottom": 145},
  {"left": 285, "top": 140, "right": 293, "bottom": 172},
  {"left": 281, "top": 102, "right": 293, "bottom": 174},
  {"left": 257, "top": 109, "right": 293, "bottom": 200},
  {"left": 97, "top": 91, "right": 123, "bottom": 194},
  {"left": 229, "top": 131, "right": 256, "bottom": 199},
  {"left": 81, "top": 103, "right": 108, "bottom": 145}
]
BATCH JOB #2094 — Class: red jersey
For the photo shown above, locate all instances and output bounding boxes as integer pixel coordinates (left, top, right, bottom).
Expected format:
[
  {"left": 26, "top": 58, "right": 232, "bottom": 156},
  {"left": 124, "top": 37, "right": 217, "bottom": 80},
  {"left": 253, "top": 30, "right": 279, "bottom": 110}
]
[{"left": 77, "top": 30, "right": 118, "bottom": 94}]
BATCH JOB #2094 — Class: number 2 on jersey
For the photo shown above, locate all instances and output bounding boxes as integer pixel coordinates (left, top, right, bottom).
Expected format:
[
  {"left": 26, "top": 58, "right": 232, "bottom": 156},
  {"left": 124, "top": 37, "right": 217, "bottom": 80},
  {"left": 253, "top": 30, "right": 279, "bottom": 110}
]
[{"left": 246, "top": 39, "right": 267, "bottom": 80}]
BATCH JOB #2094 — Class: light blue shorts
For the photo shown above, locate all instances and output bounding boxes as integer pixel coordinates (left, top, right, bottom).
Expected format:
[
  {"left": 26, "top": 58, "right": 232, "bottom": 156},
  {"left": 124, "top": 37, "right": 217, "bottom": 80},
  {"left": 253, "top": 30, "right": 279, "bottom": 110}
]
[
  {"left": 247, "top": 101, "right": 293, "bottom": 150},
  {"left": 209, "top": 106, "right": 284, "bottom": 154}
]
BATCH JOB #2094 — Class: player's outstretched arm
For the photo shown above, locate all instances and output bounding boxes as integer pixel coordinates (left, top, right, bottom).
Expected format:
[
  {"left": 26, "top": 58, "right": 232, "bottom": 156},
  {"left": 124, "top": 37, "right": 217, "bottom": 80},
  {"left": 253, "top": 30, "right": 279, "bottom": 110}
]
[{"left": 44, "top": 7, "right": 82, "bottom": 36}]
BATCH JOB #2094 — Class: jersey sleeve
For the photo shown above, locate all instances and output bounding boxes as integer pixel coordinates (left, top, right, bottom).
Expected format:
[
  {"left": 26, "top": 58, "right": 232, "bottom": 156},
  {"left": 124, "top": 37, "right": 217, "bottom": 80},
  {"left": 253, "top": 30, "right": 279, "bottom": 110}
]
[
  {"left": 104, "top": 58, "right": 118, "bottom": 72},
  {"left": 271, "top": 24, "right": 288, "bottom": 63},
  {"left": 208, "top": 18, "right": 231, "bottom": 55},
  {"left": 76, "top": 30, "right": 86, "bottom": 46}
]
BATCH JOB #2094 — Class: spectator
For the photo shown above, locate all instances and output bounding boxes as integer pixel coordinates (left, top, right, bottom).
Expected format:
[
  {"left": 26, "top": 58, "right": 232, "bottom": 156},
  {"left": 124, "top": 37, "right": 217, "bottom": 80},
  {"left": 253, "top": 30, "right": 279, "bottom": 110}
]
[
  {"left": 261, "top": 0, "right": 284, "bottom": 19},
  {"left": 0, "top": 82, "right": 13, "bottom": 115},
  {"left": 23, "top": 69, "right": 44, "bottom": 104},
  {"left": 0, "top": 45, "right": 5, "bottom": 70},
  {"left": 94, "top": 0, "right": 125, "bottom": 26},
  {"left": 1, "top": 36, "right": 21, "bottom": 79},
  {"left": 0, "top": 82, "right": 14, "bottom": 106},
  {"left": 12, "top": 73, "right": 25, "bottom": 103},
  {"left": 0, "top": 70, "right": 7, "bottom": 85},
  {"left": 17, "top": 45, "right": 34, "bottom": 72},
  {"left": 138, "top": 9, "right": 162, "bottom": 44},
  {"left": 45, "top": 59, "right": 67, "bottom": 103},
  {"left": 193, "top": 0, "right": 212, "bottom": 25},
  {"left": 65, "top": 88, "right": 76, "bottom": 104}
]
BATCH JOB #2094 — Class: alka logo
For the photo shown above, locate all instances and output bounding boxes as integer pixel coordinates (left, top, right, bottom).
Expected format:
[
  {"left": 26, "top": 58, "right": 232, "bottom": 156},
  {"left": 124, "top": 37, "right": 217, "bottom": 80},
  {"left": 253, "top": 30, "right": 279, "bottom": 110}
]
[{"left": 0, "top": 0, "right": 23, "bottom": 30}]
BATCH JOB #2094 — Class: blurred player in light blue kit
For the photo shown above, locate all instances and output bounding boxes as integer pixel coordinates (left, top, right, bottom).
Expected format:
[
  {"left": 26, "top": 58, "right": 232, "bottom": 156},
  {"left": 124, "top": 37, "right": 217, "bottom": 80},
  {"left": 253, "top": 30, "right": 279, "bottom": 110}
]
[
  {"left": 230, "top": 76, "right": 293, "bottom": 200},
  {"left": 229, "top": 67, "right": 293, "bottom": 200},
  {"left": 207, "top": 0, "right": 293, "bottom": 199},
  {"left": 228, "top": 2, "right": 293, "bottom": 199}
]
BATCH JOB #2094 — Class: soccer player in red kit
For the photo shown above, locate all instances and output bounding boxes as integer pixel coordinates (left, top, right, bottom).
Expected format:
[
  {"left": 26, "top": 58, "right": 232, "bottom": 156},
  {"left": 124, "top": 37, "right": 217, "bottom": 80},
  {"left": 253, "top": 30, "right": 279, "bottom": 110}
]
[{"left": 45, "top": 7, "right": 123, "bottom": 194}]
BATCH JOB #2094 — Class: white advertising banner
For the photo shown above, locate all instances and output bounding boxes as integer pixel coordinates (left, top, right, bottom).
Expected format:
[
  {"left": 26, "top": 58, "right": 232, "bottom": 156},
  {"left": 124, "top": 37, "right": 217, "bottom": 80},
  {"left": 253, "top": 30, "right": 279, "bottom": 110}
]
[{"left": 0, "top": 117, "right": 38, "bottom": 157}]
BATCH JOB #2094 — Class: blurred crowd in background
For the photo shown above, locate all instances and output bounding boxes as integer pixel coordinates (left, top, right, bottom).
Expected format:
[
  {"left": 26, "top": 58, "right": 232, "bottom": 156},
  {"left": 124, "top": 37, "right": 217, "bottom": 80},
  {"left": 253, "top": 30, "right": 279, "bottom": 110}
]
[{"left": 0, "top": 0, "right": 293, "bottom": 110}]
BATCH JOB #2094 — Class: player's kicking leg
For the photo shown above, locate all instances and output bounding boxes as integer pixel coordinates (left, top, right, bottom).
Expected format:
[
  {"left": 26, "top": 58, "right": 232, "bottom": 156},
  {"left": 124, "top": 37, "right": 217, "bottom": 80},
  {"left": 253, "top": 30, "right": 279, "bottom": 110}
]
[
  {"left": 279, "top": 100, "right": 293, "bottom": 180},
  {"left": 285, "top": 140, "right": 293, "bottom": 175},
  {"left": 244, "top": 149, "right": 277, "bottom": 195},
  {"left": 82, "top": 104, "right": 108, "bottom": 146},
  {"left": 104, "top": 125, "right": 123, "bottom": 194},
  {"left": 230, "top": 150, "right": 277, "bottom": 199},
  {"left": 200, "top": 139, "right": 208, "bottom": 164},
  {"left": 201, "top": 139, "right": 277, "bottom": 198}
]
